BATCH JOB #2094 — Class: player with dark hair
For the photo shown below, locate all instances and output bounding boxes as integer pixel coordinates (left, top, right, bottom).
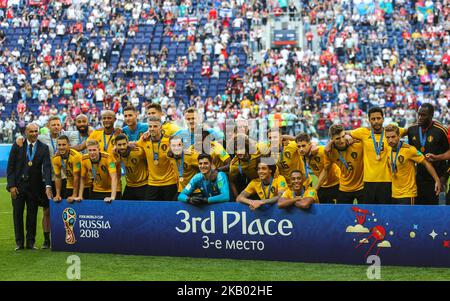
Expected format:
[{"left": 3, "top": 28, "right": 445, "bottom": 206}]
[
  {"left": 146, "top": 103, "right": 181, "bottom": 138},
  {"left": 407, "top": 104, "right": 449, "bottom": 205},
  {"left": 115, "top": 134, "right": 148, "bottom": 200},
  {"left": 168, "top": 135, "right": 199, "bottom": 192},
  {"left": 52, "top": 135, "right": 82, "bottom": 203},
  {"left": 296, "top": 132, "right": 341, "bottom": 204},
  {"left": 178, "top": 153, "right": 230, "bottom": 204},
  {"left": 201, "top": 129, "right": 231, "bottom": 171},
  {"left": 347, "top": 107, "right": 407, "bottom": 204},
  {"left": 85, "top": 110, "right": 123, "bottom": 199},
  {"left": 228, "top": 134, "right": 262, "bottom": 200},
  {"left": 174, "top": 107, "right": 224, "bottom": 148},
  {"left": 237, "top": 161, "right": 287, "bottom": 210},
  {"left": 122, "top": 105, "right": 148, "bottom": 142},
  {"left": 385, "top": 124, "right": 440, "bottom": 205},
  {"left": 278, "top": 170, "right": 318, "bottom": 210},
  {"left": 327, "top": 124, "right": 365, "bottom": 204}
]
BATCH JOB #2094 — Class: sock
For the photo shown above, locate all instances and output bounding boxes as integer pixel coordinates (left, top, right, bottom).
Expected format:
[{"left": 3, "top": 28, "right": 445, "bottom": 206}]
[{"left": 44, "top": 232, "right": 50, "bottom": 243}]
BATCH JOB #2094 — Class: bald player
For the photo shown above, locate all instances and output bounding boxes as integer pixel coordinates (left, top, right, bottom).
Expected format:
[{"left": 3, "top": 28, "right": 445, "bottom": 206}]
[
  {"left": 85, "top": 110, "right": 123, "bottom": 199},
  {"left": 71, "top": 114, "right": 93, "bottom": 154}
]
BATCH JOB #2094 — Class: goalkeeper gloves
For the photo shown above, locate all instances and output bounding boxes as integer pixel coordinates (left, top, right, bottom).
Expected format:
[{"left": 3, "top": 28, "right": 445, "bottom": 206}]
[{"left": 187, "top": 196, "right": 208, "bottom": 205}]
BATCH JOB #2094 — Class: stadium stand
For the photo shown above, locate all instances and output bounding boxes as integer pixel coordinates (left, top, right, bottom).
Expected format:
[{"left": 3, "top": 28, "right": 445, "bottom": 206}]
[{"left": 0, "top": 0, "right": 448, "bottom": 143}]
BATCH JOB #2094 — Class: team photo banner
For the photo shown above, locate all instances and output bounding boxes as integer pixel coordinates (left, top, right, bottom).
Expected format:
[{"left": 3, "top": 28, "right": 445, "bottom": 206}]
[{"left": 50, "top": 200, "right": 450, "bottom": 267}]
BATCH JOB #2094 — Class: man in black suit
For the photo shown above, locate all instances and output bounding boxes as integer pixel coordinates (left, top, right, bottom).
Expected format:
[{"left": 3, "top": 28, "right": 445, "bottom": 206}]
[{"left": 7, "top": 123, "right": 53, "bottom": 250}]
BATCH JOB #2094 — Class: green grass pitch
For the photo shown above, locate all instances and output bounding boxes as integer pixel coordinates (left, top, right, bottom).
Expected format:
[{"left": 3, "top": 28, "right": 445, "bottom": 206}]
[{"left": 0, "top": 177, "right": 449, "bottom": 281}]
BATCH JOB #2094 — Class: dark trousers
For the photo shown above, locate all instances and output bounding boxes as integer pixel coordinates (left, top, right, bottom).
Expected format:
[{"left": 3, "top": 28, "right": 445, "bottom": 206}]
[
  {"left": 337, "top": 189, "right": 365, "bottom": 204},
  {"left": 145, "top": 184, "right": 178, "bottom": 201},
  {"left": 12, "top": 191, "right": 38, "bottom": 247},
  {"left": 362, "top": 182, "right": 392, "bottom": 204},
  {"left": 90, "top": 191, "right": 112, "bottom": 200},
  {"left": 392, "top": 197, "right": 415, "bottom": 205},
  {"left": 122, "top": 185, "right": 148, "bottom": 201},
  {"left": 416, "top": 180, "right": 439, "bottom": 205},
  {"left": 318, "top": 184, "right": 339, "bottom": 204}
]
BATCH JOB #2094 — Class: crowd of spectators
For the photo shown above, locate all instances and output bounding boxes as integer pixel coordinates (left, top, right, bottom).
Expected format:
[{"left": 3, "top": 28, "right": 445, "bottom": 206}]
[{"left": 0, "top": 0, "right": 448, "bottom": 143}]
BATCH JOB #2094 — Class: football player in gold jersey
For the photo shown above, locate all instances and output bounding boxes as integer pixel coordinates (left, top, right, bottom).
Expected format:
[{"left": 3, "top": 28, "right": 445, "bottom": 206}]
[
  {"left": 167, "top": 135, "right": 199, "bottom": 192},
  {"left": 52, "top": 135, "right": 82, "bottom": 203},
  {"left": 296, "top": 132, "right": 341, "bottom": 204},
  {"left": 278, "top": 170, "right": 319, "bottom": 210},
  {"left": 77, "top": 139, "right": 118, "bottom": 203},
  {"left": 237, "top": 162, "right": 287, "bottom": 210},
  {"left": 136, "top": 116, "right": 178, "bottom": 200},
  {"left": 327, "top": 125, "right": 365, "bottom": 204},
  {"left": 115, "top": 134, "right": 149, "bottom": 200},
  {"left": 385, "top": 125, "right": 440, "bottom": 205}
]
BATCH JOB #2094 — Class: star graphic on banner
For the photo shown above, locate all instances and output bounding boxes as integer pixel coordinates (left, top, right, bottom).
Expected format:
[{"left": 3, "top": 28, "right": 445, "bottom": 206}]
[
  {"left": 429, "top": 230, "right": 438, "bottom": 240},
  {"left": 413, "top": 224, "right": 418, "bottom": 230}
]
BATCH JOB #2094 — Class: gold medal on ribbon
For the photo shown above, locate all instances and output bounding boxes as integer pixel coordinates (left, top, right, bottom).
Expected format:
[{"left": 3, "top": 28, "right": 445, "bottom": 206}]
[
  {"left": 180, "top": 177, "right": 184, "bottom": 183},
  {"left": 420, "top": 147, "right": 425, "bottom": 153},
  {"left": 28, "top": 161, "right": 33, "bottom": 167},
  {"left": 376, "top": 155, "right": 381, "bottom": 161},
  {"left": 154, "top": 160, "right": 159, "bottom": 166}
]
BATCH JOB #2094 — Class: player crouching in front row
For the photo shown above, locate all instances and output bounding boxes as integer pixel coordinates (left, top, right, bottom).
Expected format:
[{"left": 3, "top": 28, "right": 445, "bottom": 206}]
[
  {"left": 278, "top": 170, "right": 319, "bottom": 210},
  {"left": 237, "top": 161, "right": 287, "bottom": 210},
  {"left": 178, "top": 154, "right": 230, "bottom": 204}
]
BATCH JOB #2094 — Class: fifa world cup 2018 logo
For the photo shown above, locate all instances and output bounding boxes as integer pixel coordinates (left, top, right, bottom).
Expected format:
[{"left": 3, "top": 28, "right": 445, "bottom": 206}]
[{"left": 62, "top": 208, "right": 77, "bottom": 245}]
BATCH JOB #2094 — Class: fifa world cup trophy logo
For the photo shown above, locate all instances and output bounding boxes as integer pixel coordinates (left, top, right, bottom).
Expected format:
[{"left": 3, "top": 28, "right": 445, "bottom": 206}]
[{"left": 62, "top": 208, "right": 77, "bottom": 245}]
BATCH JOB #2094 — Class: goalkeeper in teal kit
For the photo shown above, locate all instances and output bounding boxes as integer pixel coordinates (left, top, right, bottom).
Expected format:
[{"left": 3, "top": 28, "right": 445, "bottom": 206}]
[{"left": 178, "top": 153, "right": 230, "bottom": 204}]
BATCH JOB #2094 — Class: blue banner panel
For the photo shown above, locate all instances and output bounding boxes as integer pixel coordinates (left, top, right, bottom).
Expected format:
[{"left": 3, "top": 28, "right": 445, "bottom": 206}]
[
  {"left": 50, "top": 201, "right": 450, "bottom": 267},
  {"left": 0, "top": 144, "right": 12, "bottom": 177}
]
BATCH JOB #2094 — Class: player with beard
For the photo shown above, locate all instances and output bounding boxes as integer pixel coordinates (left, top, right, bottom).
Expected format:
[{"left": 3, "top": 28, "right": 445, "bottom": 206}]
[
  {"left": 167, "top": 135, "right": 199, "bottom": 192},
  {"left": 229, "top": 134, "right": 262, "bottom": 200},
  {"left": 327, "top": 124, "right": 365, "bottom": 204},
  {"left": 407, "top": 104, "right": 449, "bottom": 205},
  {"left": 347, "top": 107, "right": 407, "bottom": 204},
  {"left": 52, "top": 135, "right": 82, "bottom": 203},
  {"left": 71, "top": 114, "right": 93, "bottom": 154},
  {"left": 114, "top": 134, "right": 149, "bottom": 200},
  {"left": 386, "top": 124, "right": 441, "bottom": 205},
  {"left": 84, "top": 110, "right": 122, "bottom": 199}
]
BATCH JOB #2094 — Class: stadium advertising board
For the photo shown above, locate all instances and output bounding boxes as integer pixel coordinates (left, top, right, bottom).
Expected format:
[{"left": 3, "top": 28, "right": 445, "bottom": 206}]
[{"left": 51, "top": 200, "right": 450, "bottom": 267}]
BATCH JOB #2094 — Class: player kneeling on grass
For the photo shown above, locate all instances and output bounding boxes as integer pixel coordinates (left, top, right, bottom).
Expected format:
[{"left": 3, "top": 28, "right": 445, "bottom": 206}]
[
  {"left": 76, "top": 139, "right": 118, "bottom": 203},
  {"left": 278, "top": 170, "right": 318, "bottom": 210},
  {"left": 178, "top": 153, "right": 230, "bottom": 204},
  {"left": 237, "top": 161, "right": 287, "bottom": 210},
  {"left": 52, "top": 135, "right": 82, "bottom": 203}
]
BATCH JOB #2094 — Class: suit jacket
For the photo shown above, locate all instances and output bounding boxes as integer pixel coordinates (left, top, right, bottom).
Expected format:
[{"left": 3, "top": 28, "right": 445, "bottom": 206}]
[{"left": 6, "top": 140, "right": 52, "bottom": 197}]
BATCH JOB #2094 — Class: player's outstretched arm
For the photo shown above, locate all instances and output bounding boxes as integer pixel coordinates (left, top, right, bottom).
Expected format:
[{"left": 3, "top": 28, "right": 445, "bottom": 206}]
[{"left": 426, "top": 149, "right": 450, "bottom": 162}]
